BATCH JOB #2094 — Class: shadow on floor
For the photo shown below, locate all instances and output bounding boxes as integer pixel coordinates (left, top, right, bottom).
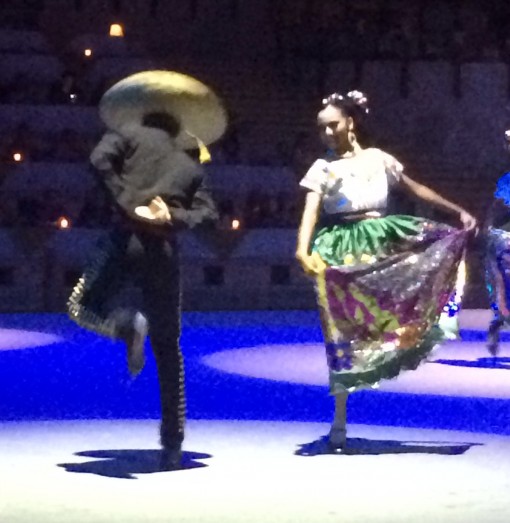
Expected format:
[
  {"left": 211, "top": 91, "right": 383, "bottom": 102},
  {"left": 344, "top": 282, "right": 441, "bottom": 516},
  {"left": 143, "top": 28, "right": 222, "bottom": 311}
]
[
  {"left": 434, "top": 357, "right": 510, "bottom": 370},
  {"left": 295, "top": 436, "right": 481, "bottom": 457},
  {"left": 58, "top": 449, "right": 212, "bottom": 479}
]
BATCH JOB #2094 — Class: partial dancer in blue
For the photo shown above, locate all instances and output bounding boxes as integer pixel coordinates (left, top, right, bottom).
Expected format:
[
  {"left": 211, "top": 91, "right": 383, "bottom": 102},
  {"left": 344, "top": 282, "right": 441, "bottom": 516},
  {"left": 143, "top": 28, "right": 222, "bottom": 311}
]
[{"left": 485, "top": 130, "right": 510, "bottom": 356}]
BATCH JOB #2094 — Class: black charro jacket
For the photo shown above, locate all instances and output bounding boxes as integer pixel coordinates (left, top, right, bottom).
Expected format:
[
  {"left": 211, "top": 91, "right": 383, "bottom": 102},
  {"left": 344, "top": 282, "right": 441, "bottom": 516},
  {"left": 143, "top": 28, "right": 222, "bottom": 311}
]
[{"left": 89, "top": 124, "right": 218, "bottom": 234}]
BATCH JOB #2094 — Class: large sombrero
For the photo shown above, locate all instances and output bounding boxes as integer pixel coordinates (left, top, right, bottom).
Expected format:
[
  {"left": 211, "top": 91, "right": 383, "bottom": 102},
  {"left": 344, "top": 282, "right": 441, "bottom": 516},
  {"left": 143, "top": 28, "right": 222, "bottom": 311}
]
[{"left": 99, "top": 70, "right": 227, "bottom": 150}]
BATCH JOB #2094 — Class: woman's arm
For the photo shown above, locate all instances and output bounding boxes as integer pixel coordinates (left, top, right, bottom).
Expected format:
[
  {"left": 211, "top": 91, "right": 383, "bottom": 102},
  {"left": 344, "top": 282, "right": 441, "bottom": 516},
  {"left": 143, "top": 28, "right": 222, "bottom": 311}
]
[
  {"left": 398, "top": 173, "right": 477, "bottom": 230},
  {"left": 296, "top": 191, "right": 325, "bottom": 276}
]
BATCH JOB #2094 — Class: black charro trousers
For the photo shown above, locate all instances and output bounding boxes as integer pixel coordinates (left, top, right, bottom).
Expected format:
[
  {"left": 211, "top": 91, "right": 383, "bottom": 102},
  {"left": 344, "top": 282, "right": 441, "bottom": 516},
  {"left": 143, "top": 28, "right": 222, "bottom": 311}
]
[{"left": 68, "top": 228, "right": 185, "bottom": 446}]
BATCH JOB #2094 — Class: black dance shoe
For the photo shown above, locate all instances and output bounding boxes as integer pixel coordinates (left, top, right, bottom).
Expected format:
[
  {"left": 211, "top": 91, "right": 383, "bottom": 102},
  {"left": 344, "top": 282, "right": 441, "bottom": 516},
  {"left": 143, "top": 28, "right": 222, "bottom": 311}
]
[
  {"left": 160, "top": 443, "right": 182, "bottom": 471},
  {"left": 488, "top": 317, "right": 505, "bottom": 356}
]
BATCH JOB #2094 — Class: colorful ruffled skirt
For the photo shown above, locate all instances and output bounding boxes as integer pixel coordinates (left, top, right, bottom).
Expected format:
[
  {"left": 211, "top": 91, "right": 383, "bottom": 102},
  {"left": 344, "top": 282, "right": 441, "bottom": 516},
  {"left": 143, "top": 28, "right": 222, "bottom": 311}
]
[
  {"left": 312, "top": 215, "right": 467, "bottom": 393},
  {"left": 485, "top": 226, "right": 510, "bottom": 354},
  {"left": 485, "top": 226, "right": 510, "bottom": 307}
]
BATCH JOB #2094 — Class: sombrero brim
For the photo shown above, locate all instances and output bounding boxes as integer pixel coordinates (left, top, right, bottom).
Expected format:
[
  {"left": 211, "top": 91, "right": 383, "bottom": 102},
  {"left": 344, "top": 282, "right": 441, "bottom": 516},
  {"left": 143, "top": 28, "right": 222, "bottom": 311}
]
[{"left": 99, "top": 70, "right": 227, "bottom": 149}]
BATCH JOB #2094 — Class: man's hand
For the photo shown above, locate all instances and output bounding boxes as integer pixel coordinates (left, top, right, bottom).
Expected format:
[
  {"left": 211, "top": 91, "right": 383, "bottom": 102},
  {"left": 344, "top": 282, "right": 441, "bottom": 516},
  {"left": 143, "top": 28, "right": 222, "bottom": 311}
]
[{"left": 134, "top": 196, "right": 171, "bottom": 224}]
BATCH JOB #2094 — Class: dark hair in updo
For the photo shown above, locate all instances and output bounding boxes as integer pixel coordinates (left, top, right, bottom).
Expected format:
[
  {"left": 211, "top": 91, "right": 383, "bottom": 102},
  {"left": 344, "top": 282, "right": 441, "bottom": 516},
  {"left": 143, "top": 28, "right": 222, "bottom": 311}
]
[{"left": 321, "top": 90, "right": 371, "bottom": 146}]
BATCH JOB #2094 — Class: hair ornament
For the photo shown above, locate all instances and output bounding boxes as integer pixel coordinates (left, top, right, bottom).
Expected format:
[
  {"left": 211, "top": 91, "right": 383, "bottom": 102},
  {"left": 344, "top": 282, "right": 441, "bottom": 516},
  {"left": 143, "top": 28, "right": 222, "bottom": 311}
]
[
  {"left": 346, "top": 90, "right": 369, "bottom": 114},
  {"left": 322, "top": 91, "right": 369, "bottom": 114}
]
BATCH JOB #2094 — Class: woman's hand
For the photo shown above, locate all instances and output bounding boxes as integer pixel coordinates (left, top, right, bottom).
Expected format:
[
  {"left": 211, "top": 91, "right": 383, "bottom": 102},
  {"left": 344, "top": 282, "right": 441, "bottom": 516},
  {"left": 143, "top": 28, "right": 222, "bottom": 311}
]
[
  {"left": 498, "top": 300, "right": 510, "bottom": 319},
  {"left": 296, "top": 251, "right": 327, "bottom": 276},
  {"left": 134, "top": 196, "right": 171, "bottom": 224},
  {"left": 459, "top": 210, "right": 477, "bottom": 232}
]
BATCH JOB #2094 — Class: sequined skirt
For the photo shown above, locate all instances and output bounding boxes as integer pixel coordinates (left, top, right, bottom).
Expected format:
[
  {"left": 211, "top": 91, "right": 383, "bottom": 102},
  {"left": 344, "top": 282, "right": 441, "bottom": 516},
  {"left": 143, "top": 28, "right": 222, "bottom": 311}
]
[
  {"left": 485, "top": 227, "right": 510, "bottom": 309},
  {"left": 485, "top": 226, "right": 510, "bottom": 354},
  {"left": 312, "top": 215, "right": 467, "bottom": 393}
]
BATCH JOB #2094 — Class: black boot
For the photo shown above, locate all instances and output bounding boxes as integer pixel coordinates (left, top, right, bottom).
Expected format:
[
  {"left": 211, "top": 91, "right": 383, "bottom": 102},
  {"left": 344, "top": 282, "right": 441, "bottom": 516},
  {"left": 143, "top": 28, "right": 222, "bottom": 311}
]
[
  {"left": 488, "top": 317, "right": 504, "bottom": 357},
  {"left": 160, "top": 442, "right": 182, "bottom": 470}
]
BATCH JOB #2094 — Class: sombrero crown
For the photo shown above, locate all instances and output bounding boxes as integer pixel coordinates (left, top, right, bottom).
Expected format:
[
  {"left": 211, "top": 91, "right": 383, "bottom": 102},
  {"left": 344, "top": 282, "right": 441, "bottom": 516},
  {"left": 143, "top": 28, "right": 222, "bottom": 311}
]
[{"left": 99, "top": 70, "right": 227, "bottom": 150}]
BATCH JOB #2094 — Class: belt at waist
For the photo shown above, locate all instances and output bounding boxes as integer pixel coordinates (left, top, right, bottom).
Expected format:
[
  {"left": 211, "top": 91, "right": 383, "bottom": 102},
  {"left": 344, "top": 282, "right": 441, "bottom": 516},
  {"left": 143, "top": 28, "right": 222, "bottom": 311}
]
[{"left": 318, "top": 209, "right": 386, "bottom": 226}]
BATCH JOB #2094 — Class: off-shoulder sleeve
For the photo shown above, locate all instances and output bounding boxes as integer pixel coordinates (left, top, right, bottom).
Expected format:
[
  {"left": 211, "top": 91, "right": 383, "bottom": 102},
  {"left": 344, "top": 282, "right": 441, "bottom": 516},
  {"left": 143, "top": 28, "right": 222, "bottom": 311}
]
[
  {"left": 299, "top": 159, "right": 329, "bottom": 195},
  {"left": 381, "top": 150, "right": 404, "bottom": 186}
]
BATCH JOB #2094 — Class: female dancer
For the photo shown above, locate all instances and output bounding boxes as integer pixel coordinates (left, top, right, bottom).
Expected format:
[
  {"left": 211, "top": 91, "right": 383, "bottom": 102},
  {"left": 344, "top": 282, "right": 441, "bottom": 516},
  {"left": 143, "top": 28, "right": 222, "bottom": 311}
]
[
  {"left": 296, "top": 91, "right": 477, "bottom": 450},
  {"left": 485, "top": 130, "right": 510, "bottom": 355}
]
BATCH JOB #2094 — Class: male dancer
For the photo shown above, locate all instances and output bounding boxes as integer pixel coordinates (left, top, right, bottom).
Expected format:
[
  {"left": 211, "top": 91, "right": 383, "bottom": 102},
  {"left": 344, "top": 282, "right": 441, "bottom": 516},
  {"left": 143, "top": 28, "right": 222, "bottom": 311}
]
[{"left": 68, "top": 72, "right": 226, "bottom": 469}]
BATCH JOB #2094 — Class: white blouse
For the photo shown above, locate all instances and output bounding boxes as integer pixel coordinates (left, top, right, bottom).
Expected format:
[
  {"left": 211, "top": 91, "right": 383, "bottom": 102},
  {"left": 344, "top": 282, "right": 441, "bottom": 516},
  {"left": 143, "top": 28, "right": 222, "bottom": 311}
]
[{"left": 299, "top": 148, "right": 404, "bottom": 214}]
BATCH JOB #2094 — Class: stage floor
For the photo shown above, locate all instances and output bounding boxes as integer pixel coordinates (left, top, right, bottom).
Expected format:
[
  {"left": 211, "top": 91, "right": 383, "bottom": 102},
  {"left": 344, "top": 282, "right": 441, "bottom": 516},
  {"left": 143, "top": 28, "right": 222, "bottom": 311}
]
[{"left": 0, "top": 310, "right": 509, "bottom": 522}]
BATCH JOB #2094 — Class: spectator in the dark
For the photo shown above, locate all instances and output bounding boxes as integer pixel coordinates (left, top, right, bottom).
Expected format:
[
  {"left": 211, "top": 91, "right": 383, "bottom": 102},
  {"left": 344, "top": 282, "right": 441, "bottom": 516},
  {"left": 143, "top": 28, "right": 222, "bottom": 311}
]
[
  {"left": 379, "top": 22, "right": 410, "bottom": 60},
  {"left": 257, "top": 195, "right": 280, "bottom": 228},
  {"left": 0, "top": 190, "right": 18, "bottom": 226},
  {"left": 1, "top": 123, "right": 37, "bottom": 162},
  {"left": 0, "top": 79, "right": 11, "bottom": 103},
  {"left": 31, "top": 131, "right": 56, "bottom": 162},
  {"left": 49, "top": 71, "right": 84, "bottom": 105},
  {"left": 5, "top": 74, "right": 32, "bottom": 104},
  {"left": 16, "top": 195, "right": 45, "bottom": 226},
  {"left": 502, "top": 33, "right": 510, "bottom": 63},
  {"left": 217, "top": 198, "right": 235, "bottom": 229},
  {"left": 350, "top": 17, "right": 378, "bottom": 60},
  {"left": 38, "top": 189, "right": 69, "bottom": 224},
  {"left": 222, "top": 127, "right": 240, "bottom": 164},
  {"left": 457, "top": 4, "right": 488, "bottom": 61},
  {"left": 54, "top": 129, "right": 88, "bottom": 162},
  {"left": 243, "top": 188, "right": 263, "bottom": 227},
  {"left": 274, "top": 191, "right": 297, "bottom": 227},
  {"left": 290, "top": 132, "right": 315, "bottom": 177},
  {"left": 481, "top": 35, "right": 501, "bottom": 61},
  {"left": 75, "top": 184, "right": 113, "bottom": 228}
]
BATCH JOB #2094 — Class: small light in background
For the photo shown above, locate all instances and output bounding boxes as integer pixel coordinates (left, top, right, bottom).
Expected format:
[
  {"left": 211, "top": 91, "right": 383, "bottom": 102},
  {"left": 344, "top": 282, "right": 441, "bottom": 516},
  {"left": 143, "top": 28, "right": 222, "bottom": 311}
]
[
  {"left": 109, "top": 23, "right": 124, "bottom": 37},
  {"left": 57, "top": 217, "right": 71, "bottom": 229},
  {"left": 69, "top": 93, "right": 78, "bottom": 103},
  {"left": 231, "top": 219, "right": 240, "bottom": 230},
  {"left": 13, "top": 152, "right": 23, "bottom": 162},
  {"left": 84, "top": 48, "right": 93, "bottom": 57}
]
